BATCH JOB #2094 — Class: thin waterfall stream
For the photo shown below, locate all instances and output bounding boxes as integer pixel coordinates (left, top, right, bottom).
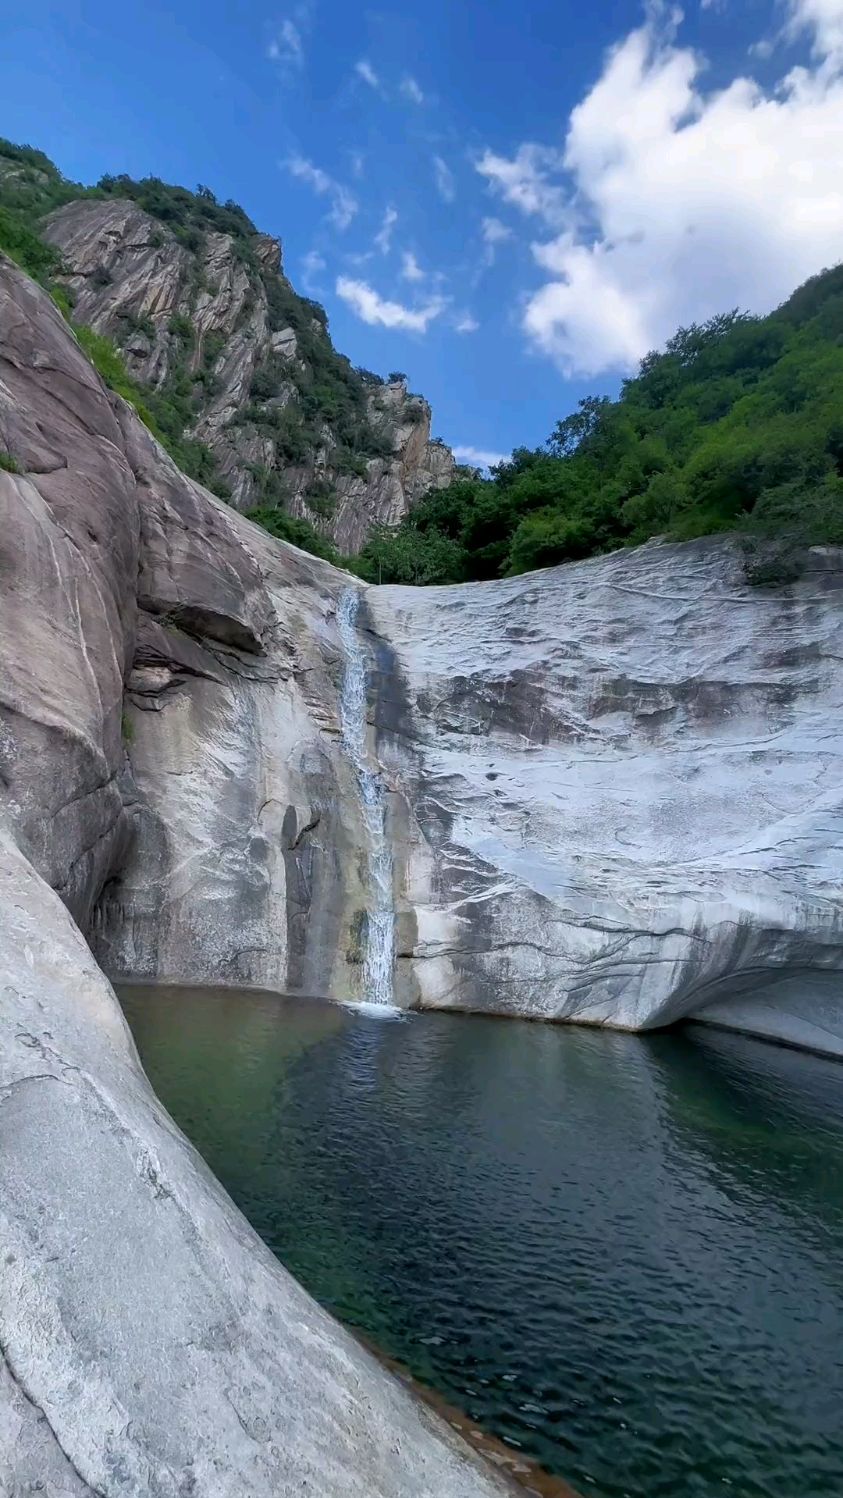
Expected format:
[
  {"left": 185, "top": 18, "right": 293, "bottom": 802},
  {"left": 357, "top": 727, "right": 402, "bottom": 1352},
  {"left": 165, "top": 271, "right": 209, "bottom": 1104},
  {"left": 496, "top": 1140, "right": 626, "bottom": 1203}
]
[{"left": 336, "top": 586, "right": 395, "bottom": 1007}]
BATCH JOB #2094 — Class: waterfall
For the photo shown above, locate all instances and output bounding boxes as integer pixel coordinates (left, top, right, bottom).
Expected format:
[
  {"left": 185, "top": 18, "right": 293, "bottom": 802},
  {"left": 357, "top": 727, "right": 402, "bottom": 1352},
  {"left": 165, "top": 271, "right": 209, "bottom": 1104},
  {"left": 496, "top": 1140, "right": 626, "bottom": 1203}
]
[{"left": 337, "top": 586, "right": 395, "bottom": 1007}]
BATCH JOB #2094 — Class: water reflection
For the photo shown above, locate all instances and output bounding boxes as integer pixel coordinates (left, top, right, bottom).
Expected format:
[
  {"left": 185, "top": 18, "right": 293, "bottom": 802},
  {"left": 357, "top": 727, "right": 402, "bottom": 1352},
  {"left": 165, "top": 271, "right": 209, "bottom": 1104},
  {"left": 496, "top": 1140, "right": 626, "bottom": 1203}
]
[{"left": 119, "top": 985, "right": 843, "bottom": 1498}]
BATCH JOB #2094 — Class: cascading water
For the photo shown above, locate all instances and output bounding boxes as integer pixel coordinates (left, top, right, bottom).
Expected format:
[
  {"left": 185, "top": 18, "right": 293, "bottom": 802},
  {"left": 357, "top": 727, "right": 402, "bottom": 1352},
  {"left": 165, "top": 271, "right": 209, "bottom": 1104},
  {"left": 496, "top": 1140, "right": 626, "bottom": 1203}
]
[{"left": 337, "top": 586, "right": 395, "bottom": 1008}]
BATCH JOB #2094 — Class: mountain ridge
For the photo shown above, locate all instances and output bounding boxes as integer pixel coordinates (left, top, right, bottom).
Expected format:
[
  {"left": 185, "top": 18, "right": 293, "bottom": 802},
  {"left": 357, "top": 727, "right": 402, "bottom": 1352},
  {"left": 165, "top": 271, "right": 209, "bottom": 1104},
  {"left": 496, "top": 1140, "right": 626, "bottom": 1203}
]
[{"left": 0, "top": 136, "right": 457, "bottom": 554}]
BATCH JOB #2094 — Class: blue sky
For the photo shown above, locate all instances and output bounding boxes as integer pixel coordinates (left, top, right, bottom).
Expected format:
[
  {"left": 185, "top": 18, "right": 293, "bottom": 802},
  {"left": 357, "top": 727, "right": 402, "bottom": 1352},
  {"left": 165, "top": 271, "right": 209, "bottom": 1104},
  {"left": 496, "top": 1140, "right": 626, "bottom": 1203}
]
[{"left": 3, "top": 0, "right": 843, "bottom": 464}]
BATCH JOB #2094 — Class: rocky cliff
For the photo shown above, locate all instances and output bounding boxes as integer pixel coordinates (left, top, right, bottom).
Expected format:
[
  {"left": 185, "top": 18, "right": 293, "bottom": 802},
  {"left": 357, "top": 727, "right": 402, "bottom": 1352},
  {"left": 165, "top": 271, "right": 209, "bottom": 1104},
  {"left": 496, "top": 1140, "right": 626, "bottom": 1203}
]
[
  {"left": 40, "top": 194, "right": 454, "bottom": 548},
  {"left": 0, "top": 252, "right": 518, "bottom": 1498},
  {"left": 0, "top": 140, "right": 456, "bottom": 551}
]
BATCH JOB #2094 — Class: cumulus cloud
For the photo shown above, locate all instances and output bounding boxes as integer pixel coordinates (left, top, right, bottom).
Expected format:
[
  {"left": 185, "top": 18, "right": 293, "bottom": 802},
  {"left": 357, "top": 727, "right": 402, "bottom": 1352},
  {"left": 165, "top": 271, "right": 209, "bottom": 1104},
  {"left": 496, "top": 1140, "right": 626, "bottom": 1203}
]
[
  {"left": 374, "top": 206, "right": 398, "bottom": 255},
  {"left": 453, "top": 445, "right": 507, "bottom": 469},
  {"left": 787, "top": 0, "right": 843, "bottom": 60},
  {"left": 455, "top": 314, "right": 480, "bottom": 334},
  {"left": 432, "top": 155, "right": 456, "bottom": 203},
  {"left": 355, "top": 58, "right": 380, "bottom": 89},
  {"left": 477, "top": 7, "right": 843, "bottom": 376},
  {"left": 336, "top": 277, "right": 446, "bottom": 332},
  {"left": 400, "top": 75, "right": 426, "bottom": 103},
  {"left": 401, "top": 250, "right": 425, "bottom": 282},
  {"left": 284, "top": 155, "right": 358, "bottom": 231}
]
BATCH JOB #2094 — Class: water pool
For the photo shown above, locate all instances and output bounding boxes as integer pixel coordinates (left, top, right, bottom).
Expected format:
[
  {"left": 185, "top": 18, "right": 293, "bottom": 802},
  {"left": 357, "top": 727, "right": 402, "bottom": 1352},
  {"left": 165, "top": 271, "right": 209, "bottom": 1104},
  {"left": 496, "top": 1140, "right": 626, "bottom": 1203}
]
[{"left": 118, "top": 985, "right": 843, "bottom": 1498}]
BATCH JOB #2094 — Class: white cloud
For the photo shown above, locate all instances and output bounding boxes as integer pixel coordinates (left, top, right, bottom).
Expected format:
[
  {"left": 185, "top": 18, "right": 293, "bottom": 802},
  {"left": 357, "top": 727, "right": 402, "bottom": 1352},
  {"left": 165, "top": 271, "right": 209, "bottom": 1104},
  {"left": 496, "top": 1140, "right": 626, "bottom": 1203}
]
[
  {"left": 284, "top": 155, "right": 358, "bottom": 231},
  {"left": 455, "top": 314, "right": 480, "bottom": 334},
  {"left": 266, "top": 6, "right": 312, "bottom": 72},
  {"left": 336, "top": 277, "right": 446, "bottom": 332},
  {"left": 355, "top": 58, "right": 380, "bottom": 89},
  {"left": 267, "top": 20, "right": 303, "bottom": 67},
  {"left": 480, "top": 10, "right": 843, "bottom": 376},
  {"left": 480, "top": 215, "right": 513, "bottom": 265},
  {"left": 453, "top": 445, "right": 507, "bottom": 469},
  {"left": 787, "top": 0, "right": 843, "bottom": 60},
  {"left": 476, "top": 144, "right": 567, "bottom": 224},
  {"left": 432, "top": 155, "right": 456, "bottom": 203},
  {"left": 301, "top": 249, "right": 326, "bottom": 292},
  {"left": 401, "top": 250, "right": 425, "bottom": 282},
  {"left": 400, "top": 75, "right": 426, "bottom": 103},
  {"left": 374, "top": 205, "right": 398, "bottom": 255},
  {"left": 350, "top": 150, "right": 365, "bottom": 179},
  {"left": 482, "top": 216, "right": 513, "bottom": 245}
]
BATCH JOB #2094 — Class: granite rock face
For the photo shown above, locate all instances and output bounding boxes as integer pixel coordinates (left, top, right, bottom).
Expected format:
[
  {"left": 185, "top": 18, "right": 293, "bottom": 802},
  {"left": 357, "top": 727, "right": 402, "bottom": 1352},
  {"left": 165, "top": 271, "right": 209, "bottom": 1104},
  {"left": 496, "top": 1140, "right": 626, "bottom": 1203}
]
[
  {"left": 369, "top": 546, "right": 843, "bottom": 1053},
  {"left": 0, "top": 255, "right": 518, "bottom": 1496},
  {"left": 4, "top": 247, "right": 843, "bottom": 1051},
  {"left": 0, "top": 830, "right": 519, "bottom": 1498},
  {"left": 42, "top": 197, "right": 455, "bottom": 542}
]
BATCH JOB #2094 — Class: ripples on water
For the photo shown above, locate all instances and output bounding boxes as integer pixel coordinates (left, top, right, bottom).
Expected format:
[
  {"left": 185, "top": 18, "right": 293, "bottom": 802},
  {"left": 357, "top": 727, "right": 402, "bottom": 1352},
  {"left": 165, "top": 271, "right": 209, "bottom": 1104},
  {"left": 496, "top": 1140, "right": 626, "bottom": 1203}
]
[{"left": 118, "top": 985, "right": 843, "bottom": 1498}]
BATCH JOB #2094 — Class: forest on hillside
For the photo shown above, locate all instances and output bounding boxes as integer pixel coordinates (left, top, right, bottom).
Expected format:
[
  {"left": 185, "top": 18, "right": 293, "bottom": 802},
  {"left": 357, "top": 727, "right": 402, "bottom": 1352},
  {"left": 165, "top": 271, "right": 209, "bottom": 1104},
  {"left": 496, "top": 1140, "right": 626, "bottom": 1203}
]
[{"left": 348, "top": 268, "right": 843, "bottom": 584}]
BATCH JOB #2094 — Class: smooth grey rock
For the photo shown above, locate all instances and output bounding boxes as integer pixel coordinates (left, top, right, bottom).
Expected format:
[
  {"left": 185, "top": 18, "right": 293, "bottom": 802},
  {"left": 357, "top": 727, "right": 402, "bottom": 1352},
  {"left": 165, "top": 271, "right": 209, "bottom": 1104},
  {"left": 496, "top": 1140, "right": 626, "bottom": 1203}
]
[
  {"left": 368, "top": 541, "right": 843, "bottom": 1049},
  {"left": 0, "top": 256, "right": 138, "bottom": 924},
  {"left": 0, "top": 830, "right": 518, "bottom": 1497}
]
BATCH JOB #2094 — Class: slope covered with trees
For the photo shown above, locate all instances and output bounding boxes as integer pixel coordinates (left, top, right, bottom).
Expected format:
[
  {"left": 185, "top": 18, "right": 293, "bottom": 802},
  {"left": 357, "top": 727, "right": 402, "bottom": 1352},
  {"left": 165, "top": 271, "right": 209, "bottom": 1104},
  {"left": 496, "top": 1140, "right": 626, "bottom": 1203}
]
[{"left": 353, "top": 272, "right": 843, "bottom": 584}]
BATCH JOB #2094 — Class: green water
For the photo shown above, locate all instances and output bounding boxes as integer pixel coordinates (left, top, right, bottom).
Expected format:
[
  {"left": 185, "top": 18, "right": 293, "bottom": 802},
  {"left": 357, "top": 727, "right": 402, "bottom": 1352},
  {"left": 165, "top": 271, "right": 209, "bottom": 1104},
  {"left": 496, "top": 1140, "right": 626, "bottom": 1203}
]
[{"left": 119, "top": 984, "right": 843, "bottom": 1498}]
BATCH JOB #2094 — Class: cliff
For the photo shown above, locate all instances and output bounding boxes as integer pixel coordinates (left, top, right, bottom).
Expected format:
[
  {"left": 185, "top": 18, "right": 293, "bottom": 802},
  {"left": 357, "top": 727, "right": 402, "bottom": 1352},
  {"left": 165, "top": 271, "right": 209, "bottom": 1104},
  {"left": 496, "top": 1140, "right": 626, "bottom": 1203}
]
[
  {"left": 1, "top": 140, "right": 455, "bottom": 552},
  {"left": 0, "top": 252, "right": 515, "bottom": 1498}
]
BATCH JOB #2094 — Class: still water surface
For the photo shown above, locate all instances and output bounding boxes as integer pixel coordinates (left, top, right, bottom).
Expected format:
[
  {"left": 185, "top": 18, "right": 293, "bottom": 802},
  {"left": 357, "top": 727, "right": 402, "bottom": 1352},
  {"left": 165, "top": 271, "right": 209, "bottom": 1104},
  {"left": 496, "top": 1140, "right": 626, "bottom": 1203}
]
[{"left": 118, "top": 985, "right": 843, "bottom": 1498}]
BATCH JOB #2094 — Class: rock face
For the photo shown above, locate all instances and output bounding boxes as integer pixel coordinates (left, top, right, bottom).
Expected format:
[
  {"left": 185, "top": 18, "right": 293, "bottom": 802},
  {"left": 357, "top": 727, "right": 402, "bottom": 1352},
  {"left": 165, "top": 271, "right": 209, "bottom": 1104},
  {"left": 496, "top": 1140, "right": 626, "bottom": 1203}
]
[
  {"left": 368, "top": 550, "right": 843, "bottom": 1054},
  {"left": 41, "top": 197, "right": 455, "bottom": 543},
  {"left": 0, "top": 831, "right": 519, "bottom": 1498},
  {"left": 0, "top": 256, "right": 517, "bottom": 1496}
]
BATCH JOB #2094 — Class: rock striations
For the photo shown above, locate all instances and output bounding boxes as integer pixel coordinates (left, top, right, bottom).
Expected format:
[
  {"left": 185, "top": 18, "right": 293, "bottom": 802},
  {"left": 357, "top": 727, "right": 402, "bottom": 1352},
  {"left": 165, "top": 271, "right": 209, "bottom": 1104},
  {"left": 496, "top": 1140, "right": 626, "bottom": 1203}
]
[
  {"left": 2, "top": 245, "right": 843, "bottom": 1489},
  {"left": 0, "top": 253, "right": 516, "bottom": 1496},
  {"left": 41, "top": 195, "right": 455, "bottom": 546}
]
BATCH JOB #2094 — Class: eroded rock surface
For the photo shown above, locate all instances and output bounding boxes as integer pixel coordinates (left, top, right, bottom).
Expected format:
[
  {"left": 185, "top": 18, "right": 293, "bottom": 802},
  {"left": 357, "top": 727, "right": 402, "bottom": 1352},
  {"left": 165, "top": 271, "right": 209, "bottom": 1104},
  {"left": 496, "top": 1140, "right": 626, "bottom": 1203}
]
[
  {"left": 0, "top": 831, "right": 519, "bottom": 1498},
  {"left": 0, "top": 252, "right": 517, "bottom": 1498},
  {"left": 369, "top": 546, "right": 843, "bottom": 1052}
]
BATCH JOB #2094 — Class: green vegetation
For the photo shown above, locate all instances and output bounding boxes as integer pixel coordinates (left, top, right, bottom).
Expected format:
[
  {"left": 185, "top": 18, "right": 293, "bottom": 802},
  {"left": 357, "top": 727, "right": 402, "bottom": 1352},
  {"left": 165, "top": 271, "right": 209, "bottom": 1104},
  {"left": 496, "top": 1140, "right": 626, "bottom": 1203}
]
[
  {"left": 97, "top": 175, "right": 257, "bottom": 251},
  {"left": 258, "top": 276, "right": 392, "bottom": 461},
  {"left": 245, "top": 506, "right": 342, "bottom": 564},
  {"left": 0, "top": 451, "right": 21, "bottom": 473},
  {"left": 354, "top": 275, "right": 843, "bottom": 584},
  {"left": 0, "top": 203, "right": 61, "bottom": 279}
]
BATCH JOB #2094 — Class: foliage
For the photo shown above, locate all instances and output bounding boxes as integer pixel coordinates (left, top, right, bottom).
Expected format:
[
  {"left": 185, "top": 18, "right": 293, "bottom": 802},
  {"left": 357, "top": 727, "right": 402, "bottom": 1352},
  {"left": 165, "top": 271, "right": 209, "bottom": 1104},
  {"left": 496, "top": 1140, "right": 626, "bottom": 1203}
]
[
  {"left": 72, "top": 322, "right": 227, "bottom": 494},
  {"left": 245, "top": 505, "right": 341, "bottom": 563},
  {"left": 0, "top": 203, "right": 61, "bottom": 279},
  {"left": 357, "top": 273, "right": 843, "bottom": 583},
  {"left": 260, "top": 274, "right": 389, "bottom": 458},
  {"left": 0, "top": 451, "right": 20, "bottom": 473},
  {"left": 96, "top": 173, "right": 258, "bottom": 250}
]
